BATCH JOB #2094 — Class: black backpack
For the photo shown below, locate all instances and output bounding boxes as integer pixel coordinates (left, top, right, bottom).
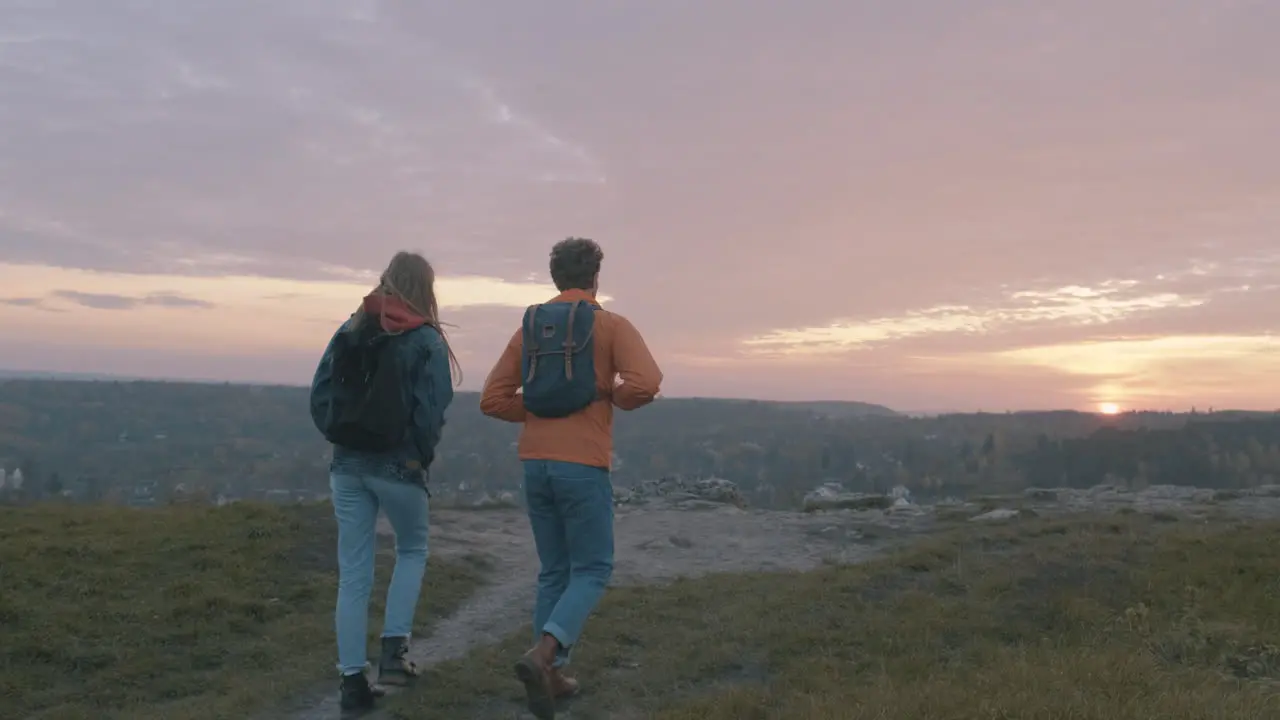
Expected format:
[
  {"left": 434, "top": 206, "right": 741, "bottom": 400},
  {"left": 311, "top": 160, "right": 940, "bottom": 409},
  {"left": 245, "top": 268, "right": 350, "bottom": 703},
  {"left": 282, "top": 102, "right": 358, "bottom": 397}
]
[{"left": 314, "top": 321, "right": 412, "bottom": 452}]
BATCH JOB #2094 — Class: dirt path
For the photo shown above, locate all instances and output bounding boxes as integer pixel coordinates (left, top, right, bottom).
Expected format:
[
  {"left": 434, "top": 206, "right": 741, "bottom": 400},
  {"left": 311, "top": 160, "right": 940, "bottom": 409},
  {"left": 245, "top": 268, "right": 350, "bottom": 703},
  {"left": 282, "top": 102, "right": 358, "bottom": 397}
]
[
  {"left": 280, "top": 483, "right": 1280, "bottom": 718},
  {"left": 280, "top": 501, "right": 914, "bottom": 719},
  {"left": 275, "top": 510, "right": 535, "bottom": 720}
]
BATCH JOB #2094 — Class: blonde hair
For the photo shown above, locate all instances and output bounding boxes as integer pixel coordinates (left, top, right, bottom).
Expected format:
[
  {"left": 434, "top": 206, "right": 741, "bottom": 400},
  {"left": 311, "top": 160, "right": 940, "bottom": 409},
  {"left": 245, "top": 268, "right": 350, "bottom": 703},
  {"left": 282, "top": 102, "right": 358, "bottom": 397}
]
[{"left": 351, "top": 251, "right": 462, "bottom": 384}]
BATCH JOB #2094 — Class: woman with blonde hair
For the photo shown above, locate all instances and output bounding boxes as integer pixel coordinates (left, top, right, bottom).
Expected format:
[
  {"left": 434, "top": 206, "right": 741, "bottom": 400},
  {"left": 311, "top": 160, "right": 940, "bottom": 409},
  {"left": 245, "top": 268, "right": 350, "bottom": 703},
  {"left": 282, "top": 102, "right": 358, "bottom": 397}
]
[{"left": 309, "top": 251, "right": 460, "bottom": 714}]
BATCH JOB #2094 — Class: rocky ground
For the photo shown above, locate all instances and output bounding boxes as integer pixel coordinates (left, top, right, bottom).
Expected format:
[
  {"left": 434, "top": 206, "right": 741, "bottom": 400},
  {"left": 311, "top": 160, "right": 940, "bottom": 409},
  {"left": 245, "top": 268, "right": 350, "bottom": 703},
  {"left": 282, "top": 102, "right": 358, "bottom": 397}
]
[{"left": 281, "top": 479, "right": 1280, "bottom": 719}]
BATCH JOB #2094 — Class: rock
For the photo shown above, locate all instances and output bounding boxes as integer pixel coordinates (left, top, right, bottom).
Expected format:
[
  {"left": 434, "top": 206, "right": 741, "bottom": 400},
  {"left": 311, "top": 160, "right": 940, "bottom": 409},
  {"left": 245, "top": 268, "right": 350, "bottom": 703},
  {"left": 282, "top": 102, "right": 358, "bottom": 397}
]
[
  {"left": 614, "top": 476, "right": 746, "bottom": 508},
  {"left": 1142, "top": 485, "right": 1213, "bottom": 502},
  {"left": 635, "top": 534, "right": 696, "bottom": 551},
  {"left": 693, "top": 478, "right": 747, "bottom": 505},
  {"left": 802, "top": 490, "right": 894, "bottom": 513},
  {"left": 470, "top": 491, "right": 518, "bottom": 509},
  {"left": 1024, "top": 488, "right": 1059, "bottom": 501},
  {"left": 673, "top": 499, "right": 740, "bottom": 512},
  {"left": 887, "top": 497, "right": 925, "bottom": 516},
  {"left": 970, "top": 508, "right": 1021, "bottom": 522}
]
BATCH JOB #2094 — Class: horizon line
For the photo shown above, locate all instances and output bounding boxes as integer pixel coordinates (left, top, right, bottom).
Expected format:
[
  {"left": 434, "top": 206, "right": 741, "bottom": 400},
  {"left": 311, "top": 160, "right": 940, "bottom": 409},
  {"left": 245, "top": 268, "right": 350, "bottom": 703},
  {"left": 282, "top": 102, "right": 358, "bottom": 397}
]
[{"left": 1, "top": 367, "right": 1271, "bottom": 416}]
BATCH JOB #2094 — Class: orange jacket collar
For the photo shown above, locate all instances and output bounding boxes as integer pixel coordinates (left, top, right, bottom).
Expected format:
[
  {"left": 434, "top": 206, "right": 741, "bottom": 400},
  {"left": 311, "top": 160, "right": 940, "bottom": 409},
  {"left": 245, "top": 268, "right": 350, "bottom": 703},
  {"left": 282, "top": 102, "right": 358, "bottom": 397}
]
[{"left": 548, "top": 289, "right": 600, "bottom": 306}]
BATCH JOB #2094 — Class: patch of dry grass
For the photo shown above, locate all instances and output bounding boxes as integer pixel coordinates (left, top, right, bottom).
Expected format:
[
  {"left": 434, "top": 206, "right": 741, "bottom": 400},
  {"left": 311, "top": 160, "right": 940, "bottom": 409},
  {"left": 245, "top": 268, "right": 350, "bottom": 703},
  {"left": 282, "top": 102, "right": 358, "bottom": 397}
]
[
  {"left": 392, "top": 513, "right": 1280, "bottom": 719},
  {"left": 0, "top": 502, "right": 486, "bottom": 720}
]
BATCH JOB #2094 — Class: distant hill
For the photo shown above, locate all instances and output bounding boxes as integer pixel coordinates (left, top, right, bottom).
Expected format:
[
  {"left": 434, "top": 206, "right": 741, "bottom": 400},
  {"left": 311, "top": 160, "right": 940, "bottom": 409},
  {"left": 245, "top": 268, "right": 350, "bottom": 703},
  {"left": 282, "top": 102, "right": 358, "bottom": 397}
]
[
  {"left": 2, "top": 378, "right": 1276, "bottom": 510},
  {"left": 0, "top": 369, "right": 152, "bottom": 382},
  {"left": 768, "top": 399, "right": 900, "bottom": 418},
  {"left": 633, "top": 396, "right": 899, "bottom": 421},
  {"left": 0, "top": 371, "right": 901, "bottom": 417},
  {"left": 0, "top": 378, "right": 900, "bottom": 508}
]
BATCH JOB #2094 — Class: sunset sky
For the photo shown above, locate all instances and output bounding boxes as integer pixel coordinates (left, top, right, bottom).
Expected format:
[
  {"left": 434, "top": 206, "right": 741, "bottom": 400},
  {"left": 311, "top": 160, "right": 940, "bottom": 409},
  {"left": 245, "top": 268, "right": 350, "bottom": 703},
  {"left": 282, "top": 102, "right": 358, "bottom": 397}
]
[{"left": 2, "top": 0, "right": 1277, "bottom": 412}]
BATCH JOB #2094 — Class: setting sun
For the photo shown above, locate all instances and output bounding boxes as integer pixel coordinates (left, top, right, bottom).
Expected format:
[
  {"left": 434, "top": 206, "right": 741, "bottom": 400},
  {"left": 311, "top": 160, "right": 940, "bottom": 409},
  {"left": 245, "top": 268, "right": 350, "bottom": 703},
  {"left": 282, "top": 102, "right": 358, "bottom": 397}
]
[{"left": 1098, "top": 402, "right": 1121, "bottom": 415}]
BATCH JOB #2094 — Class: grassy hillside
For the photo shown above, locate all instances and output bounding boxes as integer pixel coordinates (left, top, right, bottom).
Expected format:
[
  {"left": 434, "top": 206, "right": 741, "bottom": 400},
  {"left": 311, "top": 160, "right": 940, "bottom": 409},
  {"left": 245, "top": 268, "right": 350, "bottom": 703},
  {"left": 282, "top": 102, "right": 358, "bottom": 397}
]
[
  {"left": 0, "top": 502, "right": 487, "bottom": 720},
  {"left": 391, "top": 513, "right": 1280, "bottom": 719}
]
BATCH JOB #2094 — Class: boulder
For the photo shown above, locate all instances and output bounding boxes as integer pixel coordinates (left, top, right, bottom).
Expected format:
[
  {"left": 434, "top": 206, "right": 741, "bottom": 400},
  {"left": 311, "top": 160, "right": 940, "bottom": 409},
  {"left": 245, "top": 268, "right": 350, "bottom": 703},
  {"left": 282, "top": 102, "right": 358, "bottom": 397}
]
[
  {"left": 970, "top": 508, "right": 1022, "bottom": 522},
  {"left": 802, "top": 488, "right": 894, "bottom": 513},
  {"left": 614, "top": 476, "right": 746, "bottom": 508},
  {"left": 886, "top": 496, "right": 925, "bottom": 516},
  {"left": 470, "top": 490, "right": 518, "bottom": 509},
  {"left": 1024, "top": 487, "right": 1059, "bottom": 501}
]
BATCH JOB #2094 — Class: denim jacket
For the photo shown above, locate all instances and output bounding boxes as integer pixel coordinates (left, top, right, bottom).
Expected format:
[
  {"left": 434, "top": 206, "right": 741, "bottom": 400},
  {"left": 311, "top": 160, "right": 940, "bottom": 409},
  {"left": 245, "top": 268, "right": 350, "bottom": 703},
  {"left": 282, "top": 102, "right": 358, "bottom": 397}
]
[{"left": 310, "top": 322, "right": 454, "bottom": 485}]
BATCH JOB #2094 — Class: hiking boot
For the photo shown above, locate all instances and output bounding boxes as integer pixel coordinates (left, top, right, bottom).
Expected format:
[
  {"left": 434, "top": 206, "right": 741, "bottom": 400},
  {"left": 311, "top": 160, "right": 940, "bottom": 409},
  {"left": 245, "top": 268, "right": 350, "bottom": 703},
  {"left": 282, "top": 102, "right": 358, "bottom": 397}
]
[
  {"left": 377, "top": 635, "right": 420, "bottom": 687},
  {"left": 339, "top": 671, "right": 378, "bottom": 716},
  {"left": 514, "top": 650, "right": 557, "bottom": 720},
  {"left": 549, "top": 668, "right": 581, "bottom": 699}
]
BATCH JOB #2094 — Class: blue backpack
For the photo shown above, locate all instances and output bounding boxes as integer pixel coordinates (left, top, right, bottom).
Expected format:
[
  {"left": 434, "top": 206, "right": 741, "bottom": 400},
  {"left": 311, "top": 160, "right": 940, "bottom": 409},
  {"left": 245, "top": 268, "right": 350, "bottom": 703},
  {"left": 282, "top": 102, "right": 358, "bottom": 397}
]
[{"left": 520, "top": 300, "right": 598, "bottom": 418}]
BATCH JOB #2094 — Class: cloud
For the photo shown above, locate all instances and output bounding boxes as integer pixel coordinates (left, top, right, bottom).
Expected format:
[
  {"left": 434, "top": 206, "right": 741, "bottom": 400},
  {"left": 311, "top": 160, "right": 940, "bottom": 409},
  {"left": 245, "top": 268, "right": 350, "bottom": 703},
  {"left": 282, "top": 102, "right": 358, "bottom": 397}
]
[
  {"left": 0, "top": 263, "right": 585, "bottom": 314},
  {"left": 991, "top": 334, "right": 1280, "bottom": 378},
  {"left": 0, "top": 262, "right": 596, "bottom": 359},
  {"left": 50, "top": 290, "right": 137, "bottom": 310},
  {"left": 49, "top": 290, "right": 214, "bottom": 310},
  {"left": 741, "top": 278, "right": 1206, "bottom": 356},
  {"left": 4, "top": 0, "right": 1280, "bottom": 412},
  {"left": 0, "top": 2, "right": 610, "bottom": 285},
  {"left": 0, "top": 297, "right": 45, "bottom": 308},
  {"left": 140, "top": 293, "right": 216, "bottom": 309}
]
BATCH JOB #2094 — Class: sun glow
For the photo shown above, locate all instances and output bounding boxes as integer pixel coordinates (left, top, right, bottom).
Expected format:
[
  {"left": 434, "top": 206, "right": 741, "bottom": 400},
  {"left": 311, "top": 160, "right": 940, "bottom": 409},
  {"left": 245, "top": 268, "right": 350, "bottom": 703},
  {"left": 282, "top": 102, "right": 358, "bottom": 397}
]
[{"left": 1098, "top": 402, "right": 1121, "bottom": 415}]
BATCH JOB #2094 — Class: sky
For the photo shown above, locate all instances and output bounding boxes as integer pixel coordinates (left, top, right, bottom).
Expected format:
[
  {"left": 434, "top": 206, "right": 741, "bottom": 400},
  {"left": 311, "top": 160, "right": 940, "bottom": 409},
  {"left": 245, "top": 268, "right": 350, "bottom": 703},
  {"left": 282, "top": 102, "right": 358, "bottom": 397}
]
[{"left": 1, "top": 0, "right": 1278, "bottom": 413}]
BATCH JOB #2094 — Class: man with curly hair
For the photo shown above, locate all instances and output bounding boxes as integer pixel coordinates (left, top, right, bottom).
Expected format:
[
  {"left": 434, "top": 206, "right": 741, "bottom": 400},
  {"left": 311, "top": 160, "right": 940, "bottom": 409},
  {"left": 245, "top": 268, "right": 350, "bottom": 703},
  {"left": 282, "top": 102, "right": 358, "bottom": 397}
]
[{"left": 481, "top": 237, "right": 663, "bottom": 718}]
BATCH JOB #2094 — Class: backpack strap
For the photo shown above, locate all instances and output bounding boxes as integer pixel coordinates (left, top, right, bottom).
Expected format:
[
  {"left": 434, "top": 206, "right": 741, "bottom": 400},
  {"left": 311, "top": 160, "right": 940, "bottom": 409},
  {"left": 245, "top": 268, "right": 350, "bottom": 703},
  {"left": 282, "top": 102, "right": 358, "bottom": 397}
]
[
  {"left": 563, "top": 300, "right": 581, "bottom": 380},
  {"left": 523, "top": 304, "right": 541, "bottom": 382}
]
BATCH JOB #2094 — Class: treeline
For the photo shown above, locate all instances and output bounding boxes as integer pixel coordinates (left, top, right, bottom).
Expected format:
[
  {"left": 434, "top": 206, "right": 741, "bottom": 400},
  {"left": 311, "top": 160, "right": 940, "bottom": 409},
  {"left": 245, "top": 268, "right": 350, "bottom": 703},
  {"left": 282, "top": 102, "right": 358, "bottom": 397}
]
[
  {"left": 1017, "top": 419, "right": 1280, "bottom": 490},
  {"left": 0, "top": 379, "right": 1275, "bottom": 509}
]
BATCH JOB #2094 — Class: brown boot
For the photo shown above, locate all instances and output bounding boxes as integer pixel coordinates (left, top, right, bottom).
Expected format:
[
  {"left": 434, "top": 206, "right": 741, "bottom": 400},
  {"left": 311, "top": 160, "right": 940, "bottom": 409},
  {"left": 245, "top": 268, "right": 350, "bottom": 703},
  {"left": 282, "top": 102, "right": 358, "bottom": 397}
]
[
  {"left": 513, "top": 636, "right": 560, "bottom": 720},
  {"left": 549, "top": 668, "right": 581, "bottom": 698}
]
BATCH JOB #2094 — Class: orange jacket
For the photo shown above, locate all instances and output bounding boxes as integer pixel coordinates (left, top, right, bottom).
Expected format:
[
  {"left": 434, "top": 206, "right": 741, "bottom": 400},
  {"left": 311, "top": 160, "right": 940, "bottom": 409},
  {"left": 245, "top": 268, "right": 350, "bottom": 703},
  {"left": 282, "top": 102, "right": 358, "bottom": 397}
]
[{"left": 479, "top": 289, "right": 663, "bottom": 469}]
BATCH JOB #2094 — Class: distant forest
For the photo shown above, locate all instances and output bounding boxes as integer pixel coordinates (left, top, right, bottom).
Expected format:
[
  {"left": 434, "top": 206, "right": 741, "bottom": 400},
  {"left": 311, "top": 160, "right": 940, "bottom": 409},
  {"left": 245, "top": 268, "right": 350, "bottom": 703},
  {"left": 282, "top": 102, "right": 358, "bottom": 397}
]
[{"left": 0, "top": 379, "right": 1277, "bottom": 509}]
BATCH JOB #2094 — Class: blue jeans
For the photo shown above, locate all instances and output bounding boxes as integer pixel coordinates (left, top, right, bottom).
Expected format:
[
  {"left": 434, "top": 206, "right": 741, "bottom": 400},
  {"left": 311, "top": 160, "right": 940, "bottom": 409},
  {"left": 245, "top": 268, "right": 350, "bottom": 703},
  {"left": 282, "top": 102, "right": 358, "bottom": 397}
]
[
  {"left": 523, "top": 460, "right": 615, "bottom": 668},
  {"left": 331, "top": 472, "right": 430, "bottom": 675}
]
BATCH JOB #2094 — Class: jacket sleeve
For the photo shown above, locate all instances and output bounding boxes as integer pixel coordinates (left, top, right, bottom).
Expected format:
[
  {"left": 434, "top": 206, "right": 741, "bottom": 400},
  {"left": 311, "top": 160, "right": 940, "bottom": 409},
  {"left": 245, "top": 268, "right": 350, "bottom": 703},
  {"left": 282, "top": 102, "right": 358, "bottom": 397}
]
[
  {"left": 410, "top": 329, "right": 454, "bottom": 467},
  {"left": 309, "top": 325, "right": 344, "bottom": 433},
  {"left": 611, "top": 314, "right": 663, "bottom": 410},
  {"left": 479, "top": 329, "right": 528, "bottom": 423}
]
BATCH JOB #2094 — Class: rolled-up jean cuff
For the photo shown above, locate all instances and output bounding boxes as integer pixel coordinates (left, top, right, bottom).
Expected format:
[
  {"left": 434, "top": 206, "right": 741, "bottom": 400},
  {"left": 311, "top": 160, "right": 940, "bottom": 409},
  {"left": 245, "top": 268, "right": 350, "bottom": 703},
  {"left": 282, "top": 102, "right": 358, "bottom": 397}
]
[
  {"left": 544, "top": 620, "right": 576, "bottom": 666},
  {"left": 542, "top": 621, "right": 571, "bottom": 649}
]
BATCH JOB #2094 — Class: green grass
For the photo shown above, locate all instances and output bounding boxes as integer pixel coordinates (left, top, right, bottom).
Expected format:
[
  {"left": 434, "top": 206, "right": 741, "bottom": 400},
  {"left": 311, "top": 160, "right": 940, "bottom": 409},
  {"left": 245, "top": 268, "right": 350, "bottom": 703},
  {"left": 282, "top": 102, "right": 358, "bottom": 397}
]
[
  {"left": 392, "top": 513, "right": 1280, "bottom": 719},
  {"left": 0, "top": 502, "right": 487, "bottom": 720}
]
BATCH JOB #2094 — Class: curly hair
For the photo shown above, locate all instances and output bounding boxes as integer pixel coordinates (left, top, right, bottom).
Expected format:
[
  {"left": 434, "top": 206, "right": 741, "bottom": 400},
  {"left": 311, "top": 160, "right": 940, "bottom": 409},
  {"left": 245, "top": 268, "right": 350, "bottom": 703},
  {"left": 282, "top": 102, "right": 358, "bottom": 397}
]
[{"left": 549, "top": 237, "right": 604, "bottom": 291}]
